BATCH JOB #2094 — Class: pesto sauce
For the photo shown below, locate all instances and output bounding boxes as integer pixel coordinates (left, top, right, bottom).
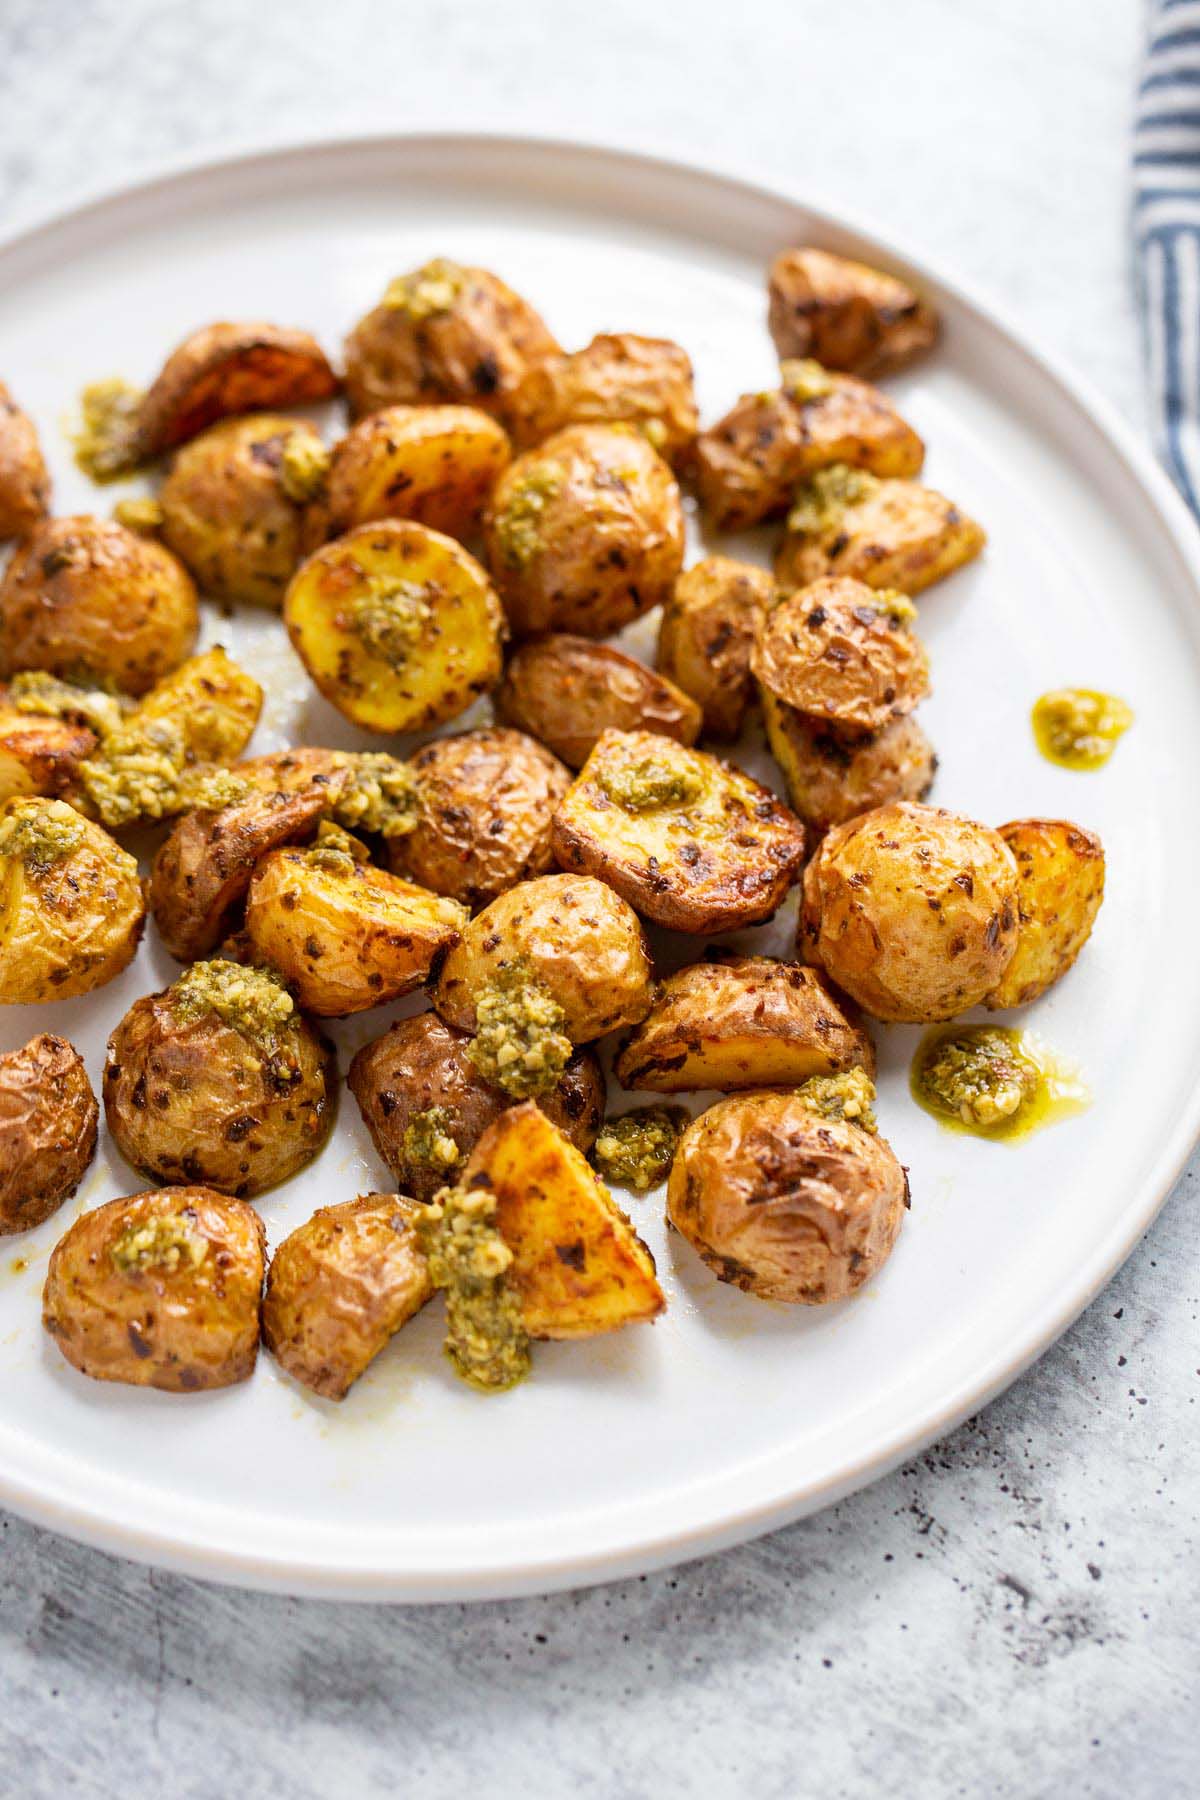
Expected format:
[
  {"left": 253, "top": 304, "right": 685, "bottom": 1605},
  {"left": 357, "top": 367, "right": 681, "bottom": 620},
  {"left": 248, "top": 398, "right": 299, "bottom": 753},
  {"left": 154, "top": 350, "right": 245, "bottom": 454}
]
[
  {"left": 72, "top": 378, "right": 145, "bottom": 482},
  {"left": 111, "top": 1210, "right": 207, "bottom": 1275},
  {"left": 467, "top": 963, "right": 572, "bottom": 1099},
  {"left": 1031, "top": 689, "right": 1133, "bottom": 771},
  {"left": 0, "top": 800, "right": 84, "bottom": 875},
  {"left": 331, "top": 752, "right": 420, "bottom": 839},
  {"left": 787, "top": 462, "right": 879, "bottom": 536},
  {"left": 794, "top": 1068, "right": 878, "bottom": 1132},
  {"left": 593, "top": 1106, "right": 688, "bottom": 1192},
  {"left": 348, "top": 579, "right": 432, "bottom": 668},
  {"left": 170, "top": 959, "right": 297, "bottom": 1056},
  {"left": 910, "top": 1025, "right": 1088, "bottom": 1142},
  {"left": 415, "top": 1184, "right": 531, "bottom": 1393},
  {"left": 598, "top": 756, "right": 703, "bottom": 812}
]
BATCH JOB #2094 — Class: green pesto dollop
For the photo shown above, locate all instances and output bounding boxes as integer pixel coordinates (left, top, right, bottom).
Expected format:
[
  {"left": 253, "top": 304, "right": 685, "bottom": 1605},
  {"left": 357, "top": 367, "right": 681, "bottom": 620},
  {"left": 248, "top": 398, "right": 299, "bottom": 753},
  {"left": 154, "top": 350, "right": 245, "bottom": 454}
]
[
  {"left": 382, "top": 258, "right": 467, "bottom": 321},
  {"left": 493, "top": 463, "right": 562, "bottom": 570},
  {"left": 277, "top": 432, "right": 331, "bottom": 504},
  {"left": 0, "top": 799, "right": 84, "bottom": 874},
  {"left": 401, "top": 1105, "right": 463, "bottom": 1175},
  {"left": 592, "top": 1105, "right": 689, "bottom": 1192},
  {"left": 787, "top": 462, "right": 879, "bottom": 536},
  {"left": 348, "top": 579, "right": 433, "bottom": 668},
  {"left": 1031, "top": 688, "right": 1133, "bottom": 771},
  {"left": 910, "top": 1025, "right": 1088, "bottom": 1142},
  {"left": 794, "top": 1067, "right": 878, "bottom": 1132},
  {"left": 869, "top": 588, "right": 919, "bottom": 628},
  {"left": 415, "top": 1182, "right": 531, "bottom": 1392},
  {"left": 9, "top": 670, "right": 133, "bottom": 739},
  {"left": 72, "top": 378, "right": 145, "bottom": 482},
  {"left": 467, "top": 963, "right": 572, "bottom": 1099},
  {"left": 304, "top": 818, "right": 370, "bottom": 873},
  {"left": 331, "top": 752, "right": 420, "bottom": 839},
  {"left": 598, "top": 755, "right": 703, "bottom": 812},
  {"left": 111, "top": 496, "right": 165, "bottom": 537},
  {"left": 170, "top": 959, "right": 297, "bottom": 1056},
  {"left": 111, "top": 1209, "right": 208, "bottom": 1275},
  {"left": 780, "top": 358, "right": 835, "bottom": 404}
]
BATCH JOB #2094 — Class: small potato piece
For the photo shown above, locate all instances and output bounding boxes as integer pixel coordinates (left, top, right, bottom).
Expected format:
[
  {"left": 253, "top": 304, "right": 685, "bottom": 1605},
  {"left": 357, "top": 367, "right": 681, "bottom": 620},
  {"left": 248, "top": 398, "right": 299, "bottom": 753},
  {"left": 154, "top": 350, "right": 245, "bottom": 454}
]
[
  {"left": 552, "top": 730, "right": 806, "bottom": 934},
  {"left": 985, "top": 819, "right": 1105, "bottom": 1010},
  {"left": 462, "top": 1102, "right": 665, "bottom": 1339},
  {"left": 800, "top": 801, "right": 1019, "bottom": 1023},
  {"left": 0, "top": 696, "right": 96, "bottom": 803},
  {"left": 656, "top": 556, "right": 773, "bottom": 741},
  {"left": 483, "top": 424, "right": 685, "bottom": 638},
  {"left": 506, "top": 333, "right": 698, "bottom": 464},
  {"left": 667, "top": 1090, "right": 908, "bottom": 1303},
  {"left": 284, "top": 518, "right": 506, "bottom": 734},
  {"left": 135, "top": 646, "right": 264, "bottom": 766},
  {"left": 0, "top": 799, "right": 145, "bottom": 1003},
  {"left": 762, "top": 688, "right": 936, "bottom": 830},
  {"left": 324, "top": 404, "right": 511, "bottom": 540},
  {"left": 776, "top": 466, "right": 985, "bottom": 598},
  {"left": 432, "top": 872, "right": 654, "bottom": 1042},
  {"left": 348, "top": 1011, "right": 604, "bottom": 1202},
  {"left": 494, "top": 635, "right": 701, "bottom": 769},
  {"left": 135, "top": 321, "right": 337, "bottom": 460},
  {"left": 615, "top": 957, "right": 873, "bottom": 1093},
  {"left": 42, "top": 1187, "right": 265, "bottom": 1391},
  {"left": 389, "top": 727, "right": 569, "bottom": 909},
  {"left": 0, "top": 1035, "right": 98, "bottom": 1235},
  {"left": 245, "top": 844, "right": 466, "bottom": 1016},
  {"left": 752, "top": 578, "right": 929, "bottom": 736},
  {"left": 0, "top": 382, "right": 51, "bottom": 540},
  {"left": 768, "top": 248, "right": 939, "bottom": 376}
]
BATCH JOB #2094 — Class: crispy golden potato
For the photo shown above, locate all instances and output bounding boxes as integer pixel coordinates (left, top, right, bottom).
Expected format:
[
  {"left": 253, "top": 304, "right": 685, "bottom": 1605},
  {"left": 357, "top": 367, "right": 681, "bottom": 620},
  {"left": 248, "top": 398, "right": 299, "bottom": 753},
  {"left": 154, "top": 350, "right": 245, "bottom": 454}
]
[
  {"left": 0, "top": 515, "right": 199, "bottom": 695},
  {"left": 324, "top": 404, "right": 511, "bottom": 540},
  {"left": 43, "top": 1187, "right": 265, "bottom": 1391},
  {"left": 667, "top": 1090, "right": 908, "bottom": 1302},
  {"left": 552, "top": 729, "right": 806, "bottom": 934},
  {"left": 0, "top": 799, "right": 145, "bottom": 1003},
  {"left": 985, "top": 819, "right": 1105, "bottom": 1010},
  {"left": 462, "top": 1102, "right": 665, "bottom": 1338},
  {"left": 348, "top": 1010, "right": 604, "bottom": 1202},
  {"left": 389, "top": 726, "right": 569, "bottom": 909},
  {"left": 133, "top": 645, "right": 264, "bottom": 767},
  {"left": 656, "top": 556, "right": 773, "bottom": 741},
  {"left": 0, "top": 382, "right": 50, "bottom": 540},
  {"left": 775, "top": 466, "right": 985, "bottom": 598},
  {"left": 432, "top": 872, "right": 654, "bottom": 1041},
  {"left": 134, "top": 321, "right": 337, "bottom": 460},
  {"left": 752, "top": 577, "right": 930, "bottom": 735},
  {"left": 800, "top": 801, "right": 1019, "bottom": 1023},
  {"left": 0, "top": 1034, "right": 98, "bottom": 1235},
  {"left": 262, "top": 1193, "right": 433, "bottom": 1400},
  {"left": 283, "top": 518, "right": 506, "bottom": 734},
  {"left": 762, "top": 688, "right": 936, "bottom": 830},
  {"left": 0, "top": 695, "right": 96, "bottom": 803},
  {"left": 343, "top": 259, "right": 560, "bottom": 423},
  {"left": 615, "top": 956, "right": 873, "bottom": 1093},
  {"left": 493, "top": 635, "right": 701, "bottom": 769},
  {"left": 482, "top": 423, "right": 685, "bottom": 638},
  {"left": 693, "top": 364, "right": 924, "bottom": 531},
  {"left": 767, "top": 248, "right": 939, "bottom": 376},
  {"left": 506, "top": 332, "right": 698, "bottom": 464}
]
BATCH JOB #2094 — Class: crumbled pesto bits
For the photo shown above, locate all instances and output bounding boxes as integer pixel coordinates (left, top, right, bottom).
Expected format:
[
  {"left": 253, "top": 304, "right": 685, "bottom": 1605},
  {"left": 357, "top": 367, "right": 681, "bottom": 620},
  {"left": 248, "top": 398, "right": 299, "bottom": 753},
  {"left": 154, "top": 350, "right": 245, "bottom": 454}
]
[
  {"left": 793, "top": 1068, "right": 877, "bottom": 1133},
  {"left": 787, "top": 463, "right": 879, "bottom": 536},
  {"left": 593, "top": 1106, "right": 689, "bottom": 1191},
  {"left": 416, "top": 1184, "right": 531, "bottom": 1392},
  {"left": 467, "top": 966, "right": 572, "bottom": 1099},
  {"left": 111, "top": 1209, "right": 207, "bottom": 1275}
]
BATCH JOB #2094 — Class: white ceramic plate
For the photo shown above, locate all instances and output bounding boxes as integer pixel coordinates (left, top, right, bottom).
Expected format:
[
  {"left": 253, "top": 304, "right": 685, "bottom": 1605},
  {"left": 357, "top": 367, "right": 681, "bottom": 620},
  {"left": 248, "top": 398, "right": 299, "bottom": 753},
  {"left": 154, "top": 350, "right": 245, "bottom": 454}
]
[{"left": 1, "top": 134, "right": 1198, "bottom": 1602}]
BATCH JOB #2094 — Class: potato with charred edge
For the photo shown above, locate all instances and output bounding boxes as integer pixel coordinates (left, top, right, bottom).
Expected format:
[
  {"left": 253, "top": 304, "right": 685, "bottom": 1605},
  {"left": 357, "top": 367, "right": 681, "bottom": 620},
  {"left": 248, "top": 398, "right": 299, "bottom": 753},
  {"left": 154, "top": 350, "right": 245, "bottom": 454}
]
[
  {"left": 262, "top": 1193, "right": 433, "bottom": 1400},
  {"left": 552, "top": 729, "right": 806, "bottom": 934},
  {"left": 323, "top": 404, "right": 511, "bottom": 540},
  {"left": 615, "top": 956, "right": 872, "bottom": 1093},
  {"left": 656, "top": 557, "right": 773, "bottom": 742},
  {"left": 506, "top": 333, "right": 698, "bottom": 464},
  {"left": 986, "top": 819, "right": 1105, "bottom": 1010},
  {"left": 667, "top": 1089, "right": 908, "bottom": 1303},
  {"left": 42, "top": 1187, "right": 265, "bottom": 1391},
  {"left": 0, "top": 382, "right": 50, "bottom": 540},
  {"left": 762, "top": 688, "right": 936, "bottom": 831},
  {"left": 0, "top": 694, "right": 96, "bottom": 803},
  {"left": 752, "top": 578, "right": 930, "bottom": 736},
  {"left": 767, "top": 247, "right": 939, "bottom": 376},
  {"left": 483, "top": 423, "right": 685, "bottom": 638},
  {"left": 133, "top": 645, "right": 263, "bottom": 765},
  {"left": 493, "top": 635, "right": 701, "bottom": 769},
  {"left": 800, "top": 801, "right": 1020, "bottom": 1023},
  {"left": 775, "top": 465, "right": 985, "bottom": 598},
  {"left": 0, "top": 1035, "right": 98, "bottom": 1235},
  {"left": 0, "top": 799, "right": 145, "bottom": 1004}
]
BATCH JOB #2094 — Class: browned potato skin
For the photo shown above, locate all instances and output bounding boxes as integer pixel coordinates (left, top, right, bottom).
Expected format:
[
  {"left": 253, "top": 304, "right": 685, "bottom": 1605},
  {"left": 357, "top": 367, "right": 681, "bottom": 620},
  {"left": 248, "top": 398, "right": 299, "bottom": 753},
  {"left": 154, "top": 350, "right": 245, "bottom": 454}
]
[
  {"left": 389, "top": 727, "right": 570, "bottom": 909},
  {"left": 0, "top": 695, "right": 96, "bottom": 804},
  {"left": 767, "top": 248, "right": 939, "bottom": 376},
  {"left": 986, "top": 819, "right": 1105, "bottom": 1010},
  {"left": 0, "top": 801, "right": 146, "bottom": 1004},
  {"left": 656, "top": 557, "right": 773, "bottom": 741},
  {"left": 0, "top": 1034, "right": 98, "bottom": 1235},
  {"left": 483, "top": 424, "right": 685, "bottom": 638},
  {"left": 800, "top": 801, "right": 1020, "bottom": 1023},
  {"left": 42, "top": 1187, "right": 265, "bottom": 1391},
  {"left": 262, "top": 1193, "right": 433, "bottom": 1400},
  {"left": 762, "top": 688, "right": 936, "bottom": 831},
  {"left": 667, "top": 1091, "right": 908, "bottom": 1303},
  {"left": 506, "top": 333, "right": 698, "bottom": 464},
  {"left": 615, "top": 957, "right": 873, "bottom": 1093},
  {"left": 348, "top": 1011, "right": 604, "bottom": 1203},
  {"left": 0, "top": 382, "right": 51, "bottom": 541},
  {"left": 135, "top": 321, "right": 338, "bottom": 458},
  {"left": 775, "top": 478, "right": 985, "bottom": 598},
  {"left": 103, "top": 990, "right": 335, "bottom": 1198},
  {"left": 752, "top": 577, "right": 930, "bottom": 736},
  {"left": 323, "top": 404, "right": 511, "bottom": 540},
  {"left": 432, "top": 872, "right": 654, "bottom": 1042},
  {"left": 493, "top": 635, "right": 701, "bottom": 769}
]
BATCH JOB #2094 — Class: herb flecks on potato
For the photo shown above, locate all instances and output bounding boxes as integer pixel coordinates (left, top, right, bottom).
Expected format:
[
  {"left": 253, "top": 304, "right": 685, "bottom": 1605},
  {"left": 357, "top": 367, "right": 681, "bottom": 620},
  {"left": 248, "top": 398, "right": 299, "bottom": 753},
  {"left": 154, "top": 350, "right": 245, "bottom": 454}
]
[
  {"left": 985, "top": 819, "right": 1105, "bottom": 1010},
  {"left": 761, "top": 689, "right": 937, "bottom": 831},
  {"left": 752, "top": 576, "right": 929, "bottom": 738},
  {"left": 416, "top": 1182, "right": 532, "bottom": 1393},
  {"left": 0, "top": 1034, "right": 98, "bottom": 1236},
  {"left": 495, "top": 635, "right": 700, "bottom": 770},
  {"left": 776, "top": 463, "right": 985, "bottom": 598},
  {"left": 768, "top": 247, "right": 939, "bottom": 377}
]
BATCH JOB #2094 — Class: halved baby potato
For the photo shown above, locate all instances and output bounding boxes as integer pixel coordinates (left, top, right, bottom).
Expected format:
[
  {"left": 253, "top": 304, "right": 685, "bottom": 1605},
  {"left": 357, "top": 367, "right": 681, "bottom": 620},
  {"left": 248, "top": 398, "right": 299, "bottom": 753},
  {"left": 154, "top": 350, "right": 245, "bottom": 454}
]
[
  {"left": 656, "top": 556, "right": 774, "bottom": 741},
  {"left": 762, "top": 688, "right": 936, "bottom": 830},
  {"left": 493, "top": 634, "right": 701, "bottom": 769},
  {"left": 134, "top": 645, "right": 264, "bottom": 766},
  {"left": 775, "top": 465, "right": 985, "bottom": 597},
  {"left": 0, "top": 1033, "right": 98, "bottom": 1235},
  {"left": 134, "top": 321, "right": 337, "bottom": 464},
  {"left": 323, "top": 404, "right": 512, "bottom": 540},
  {"left": 506, "top": 332, "right": 698, "bottom": 464},
  {"left": 767, "top": 248, "right": 939, "bottom": 376},
  {"left": 752, "top": 577, "right": 930, "bottom": 736},
  {"left": 985, "top": 819, "right": 1105, "bottom": 1010}
]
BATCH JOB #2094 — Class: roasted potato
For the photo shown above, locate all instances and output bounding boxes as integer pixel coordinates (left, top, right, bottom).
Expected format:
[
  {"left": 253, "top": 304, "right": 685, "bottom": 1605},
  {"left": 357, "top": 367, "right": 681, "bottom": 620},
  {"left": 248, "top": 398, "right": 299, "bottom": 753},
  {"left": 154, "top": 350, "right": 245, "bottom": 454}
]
[
  {"left": 462, "top": 1102, "right": 665, "bottom": 1338},
  {"left": 0, "top": 1034, "right": 98, "bottom": 1235},
  {"left": 767, "top": 247, "right": 939, "bottom": 376},
  {"left": 656, "top": 556, "right": 773, "bottom": 741},
  {"left": 0, "top": 798, "right": 145, "bottom": 1003},
  {"left": 132, "top": 645, "right": 264, "bottom": 767},
  {"left": 615, "top": 956, "right": 873, "bottom": 1092},
  {"left": 482, "top": 423, "right": 685, "bottom": 638},
  {"left": 343, "top": 259, "right": 560, "bottom": 423},
  {"left": 762, "top": 688, "right": 936, "bottom": 830},
  {"left": 752, "top": 578, "right": 930, "bottom": 736},
  {"left": 283, "top": 518, "right": 506, "bottom": 734},
  {"left": 667, "top": 1089, "right": 908, "bottom": 1302},
  {"left": 323, "top": 404, "right": 511, "bottom": 540},
  {"left": 0, "top": 694, "right": 96, "bottom": 803},
  {"left": 985, "top": 819, "right": 1105, "bottom": 1010},
  {"left": 552, "top": 729, "right": 806, "bottom": 934},
  {"left": 0, "top": 515, "right": 199, "bottom": 695},
  {"left": 348, "top": 1010, "right": 604, "bottom": 1202},
  {"left": 493, "top": 635, "right": 701, "bottom": 769},
  {"left": 388, "top": 726, "right": 569, "bottom": 909},
  {"left": 42, "top": 1187, "right": 265, "bottom": 1391},
  {"left": 775, "top": 465, "right": 985, "bottom": 598},
  {"left": 0, "top": 381, "right": 50, "bottom": 540},
  {"left": 800, "top": 801, "right": 1019, "bottom": 1022},
  {"left": 262, "top": 1193, "right": 433, "bottom": 1400},
  {"left": 506, "top": 332, "right": 698, "bottom": 464}
]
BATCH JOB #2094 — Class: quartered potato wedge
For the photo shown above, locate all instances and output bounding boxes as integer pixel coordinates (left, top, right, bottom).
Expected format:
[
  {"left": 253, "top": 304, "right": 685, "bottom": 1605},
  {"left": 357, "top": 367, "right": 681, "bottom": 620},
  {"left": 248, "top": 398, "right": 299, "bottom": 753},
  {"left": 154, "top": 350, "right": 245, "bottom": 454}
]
[
  {"left": 986, "top": 819, "right": 1106, "bottom": 1010},
  {"left": 767, "top": 247, "right": 939, "bottom": 376},
  {"left": 775, "top": 465, "right": 985, "bottom": 598}
]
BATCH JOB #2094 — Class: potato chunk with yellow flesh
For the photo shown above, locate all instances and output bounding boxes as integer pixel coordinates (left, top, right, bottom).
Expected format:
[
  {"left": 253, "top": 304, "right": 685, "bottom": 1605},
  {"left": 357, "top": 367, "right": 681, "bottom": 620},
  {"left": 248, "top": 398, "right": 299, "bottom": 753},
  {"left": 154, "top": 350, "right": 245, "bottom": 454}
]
[
  {"left": 324, "top": 404, "right": 512, "bottom": 540},
  {"left": 775, "top": 465, "right": 985, "bottom": 597},
  {"left": 986, "top": 819, "right": 1105, "bottom": 1010},
  {"left": 133, "top": 646, "right": 263, "bottom": 766}
]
